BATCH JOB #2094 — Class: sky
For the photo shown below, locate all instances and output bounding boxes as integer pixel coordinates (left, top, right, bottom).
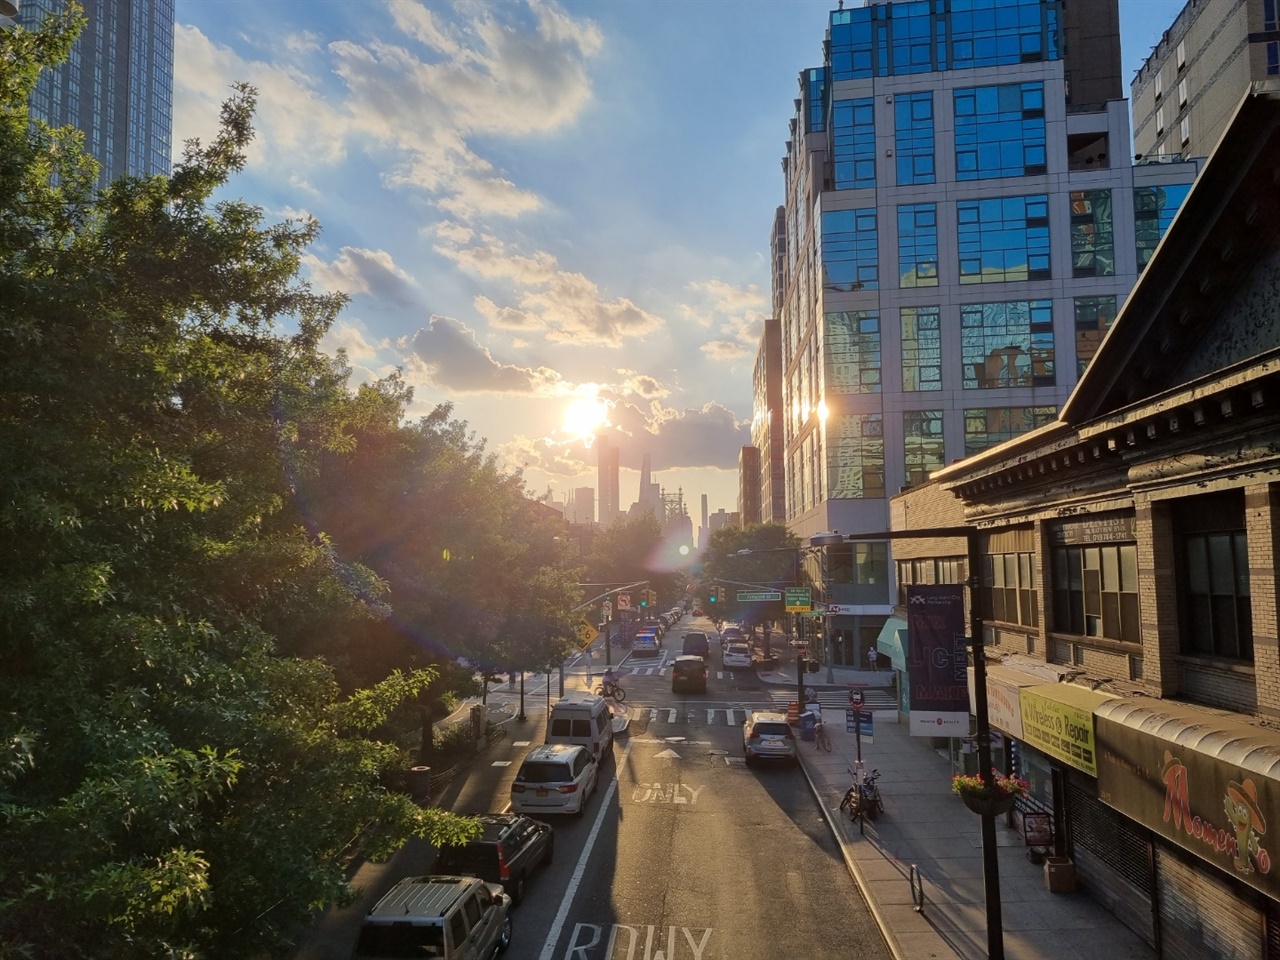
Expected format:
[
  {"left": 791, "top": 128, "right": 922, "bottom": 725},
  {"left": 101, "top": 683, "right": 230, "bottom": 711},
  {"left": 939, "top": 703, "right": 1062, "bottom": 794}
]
[{"left": 170, "top": 0, "right": 1189, "bottom": 521}]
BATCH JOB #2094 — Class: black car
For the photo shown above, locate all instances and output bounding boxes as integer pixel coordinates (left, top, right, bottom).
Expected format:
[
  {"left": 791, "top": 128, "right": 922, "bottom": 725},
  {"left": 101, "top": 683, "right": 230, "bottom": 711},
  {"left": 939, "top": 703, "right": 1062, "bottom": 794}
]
[
  {"left": 431, "top": 813, "right": 553, "bottom": 905},
  {"left": 671, "top": 654, "right": 708, "bottom": 693}
]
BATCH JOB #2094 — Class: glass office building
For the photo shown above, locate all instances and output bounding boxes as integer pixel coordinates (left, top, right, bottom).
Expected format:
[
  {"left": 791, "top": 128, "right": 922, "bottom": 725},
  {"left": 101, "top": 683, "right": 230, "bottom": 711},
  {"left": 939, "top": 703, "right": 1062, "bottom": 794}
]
[
  {"left": 763, "top": 0, "right": 1203, "bottom": 664},
  {"left": 18, "top": 0, "right": 175, "bottom": 186}
]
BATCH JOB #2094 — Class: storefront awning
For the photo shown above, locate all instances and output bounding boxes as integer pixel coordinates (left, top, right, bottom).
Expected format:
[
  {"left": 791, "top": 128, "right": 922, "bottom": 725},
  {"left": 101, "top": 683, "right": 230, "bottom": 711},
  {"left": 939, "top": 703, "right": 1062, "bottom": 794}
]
[
  {"left": 967, "top": 664, "right": 1046, "bottom": 740},
  {"left": 1020, "top": 682, "right": 1120, "bottom": 776},
  {"left": 1095, "top": 697, "right": 1280, "bottom": 899},
  {"left": 873, "top": 616, "right": 906, "bottom": 672}
]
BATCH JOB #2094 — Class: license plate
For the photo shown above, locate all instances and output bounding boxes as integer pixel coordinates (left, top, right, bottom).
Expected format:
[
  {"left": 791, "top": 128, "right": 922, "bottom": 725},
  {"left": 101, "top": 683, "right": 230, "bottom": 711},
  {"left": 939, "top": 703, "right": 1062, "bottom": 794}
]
[{"left": 536, "top": 789, "right": 548, "bottom": 797}]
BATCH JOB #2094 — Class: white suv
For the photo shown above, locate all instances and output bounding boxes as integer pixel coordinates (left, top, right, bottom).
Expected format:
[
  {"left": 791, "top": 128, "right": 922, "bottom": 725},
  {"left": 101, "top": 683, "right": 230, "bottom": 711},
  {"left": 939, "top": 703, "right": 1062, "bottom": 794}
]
[
  {"left": 353, "top": 874, "right": 511, "bottom": 959},
  {"left": 510, "top": 744, "right": 599, "bottom": 815},
  {"left": 722, "top": 642, "right": 753, "bottom": 669},
  {"left": 743, "top": 711, "right": 798, "bottom": 767}
]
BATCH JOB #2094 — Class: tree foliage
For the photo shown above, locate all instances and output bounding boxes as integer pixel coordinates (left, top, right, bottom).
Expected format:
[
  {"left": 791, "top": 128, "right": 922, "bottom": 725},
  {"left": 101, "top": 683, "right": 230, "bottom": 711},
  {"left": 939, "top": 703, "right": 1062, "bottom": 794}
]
[
  {"left": 0, "top": 12, "right": 581, "bottom": 958},
  {"left": 697, "top": 523, "right": 806, "bottom": 625}
]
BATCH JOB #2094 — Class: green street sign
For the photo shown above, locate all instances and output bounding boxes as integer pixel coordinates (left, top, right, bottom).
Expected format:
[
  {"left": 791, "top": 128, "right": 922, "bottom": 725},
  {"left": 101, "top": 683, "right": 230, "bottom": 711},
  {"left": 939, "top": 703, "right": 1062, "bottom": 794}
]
[
  {"left": 737, "top": 590, "right": 782, "bottom": 602},
  {"left": 785, "top": 587, "right": 812, "bottom": 612}
]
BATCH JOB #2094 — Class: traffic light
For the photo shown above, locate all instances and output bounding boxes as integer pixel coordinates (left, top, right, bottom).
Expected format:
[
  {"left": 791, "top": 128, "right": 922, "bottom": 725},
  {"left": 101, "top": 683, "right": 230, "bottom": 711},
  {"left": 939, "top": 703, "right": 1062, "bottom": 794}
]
[
  {"left": 639, "top": 590, "right": 649, "bottom": 608},
  {"left": 708, "top": 586, "right": 718, "bottom": 605}
]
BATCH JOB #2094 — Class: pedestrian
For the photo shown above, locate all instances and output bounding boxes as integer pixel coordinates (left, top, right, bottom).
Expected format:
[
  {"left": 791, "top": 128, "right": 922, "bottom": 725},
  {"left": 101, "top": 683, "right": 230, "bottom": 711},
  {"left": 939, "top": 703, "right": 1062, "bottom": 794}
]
[{"left": 867, "top": 646, "right": 879, "bottom": 671}]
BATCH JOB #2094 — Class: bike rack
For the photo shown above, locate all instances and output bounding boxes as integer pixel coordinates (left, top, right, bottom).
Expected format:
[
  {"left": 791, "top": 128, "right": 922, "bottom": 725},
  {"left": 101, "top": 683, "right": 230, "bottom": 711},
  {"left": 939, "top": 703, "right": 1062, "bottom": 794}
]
[{"left": 909, "top": 864, "right": 925, "bottom": 913}]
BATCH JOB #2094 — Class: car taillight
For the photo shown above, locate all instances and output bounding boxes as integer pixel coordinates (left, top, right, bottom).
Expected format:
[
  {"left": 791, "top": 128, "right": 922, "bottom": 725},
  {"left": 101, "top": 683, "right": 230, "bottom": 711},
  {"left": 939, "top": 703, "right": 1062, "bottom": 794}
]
[
  {"left": 511, "top": 784, "right": 526, "bottom": 793},
  {"left": 557, "top": 783, "right": 580, "bottom": 794},
  {"left": 496, "top": 844, "right": 510, "bottom": 881}
]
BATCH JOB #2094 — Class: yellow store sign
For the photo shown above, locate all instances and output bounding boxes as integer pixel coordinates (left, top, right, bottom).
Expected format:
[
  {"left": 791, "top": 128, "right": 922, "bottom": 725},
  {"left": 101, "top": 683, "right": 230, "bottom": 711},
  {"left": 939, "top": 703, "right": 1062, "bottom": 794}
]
[{"left": 1019, "top": 684, "right": 1117, "bottom": 777}]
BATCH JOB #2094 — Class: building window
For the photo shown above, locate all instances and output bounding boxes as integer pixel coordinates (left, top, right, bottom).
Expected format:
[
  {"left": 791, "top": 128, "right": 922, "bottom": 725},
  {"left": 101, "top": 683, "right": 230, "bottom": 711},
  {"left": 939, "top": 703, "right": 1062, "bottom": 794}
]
[
  {"left": 1180, "top": 116, "right": 1190, "bottom": 146},
  {"left": 1177, "top": 78, "right": 1188, "bottom": 108},
  {"left": 827, "top": 413, "right": 885, "bottom": 500},
  {"left": 1073, "top": 296, "right": 1118, "bottom": 375},
  {"left": 1154, "top": 71, "right": 1163, "bottom": 101},
  {"left": 833, "top": 98, "right": 877, "bottom": 189},
  {"left": 903, "top": 411, "right": 944, "bottom": 485},
  {"left": 1176, "top": 39, "right": 1186, "bottom": 70},
  {"left": 825, "top": 310, "right": 881, "bottom": 394},
  {"left": 961, "top": 300, "right": 1055, "bottom": 388},
  {"left": 897, "top": 556, "right": 966, "bottom": 607},
  {"left": 1051, "top": 544, "right": 1139, "bottom": 642},
  {"left": 954, "top": 82, "right": 1046, "bottom": 180},
  {"left": 1135, "top": 184, "right": 1192, "bottom": 269},
  {"left": 1268, "top": 41, "right": 1279, "bottom": 76},
  {"left": 1267, "top": 0, "right": 1279, "bottom": 30},
  {"left": 901, "top": 305, "right": 942, "bottom": 391},
  {"left": 895, "top": 91, "right": 935, "bottom": 185},
  {"left": 963, "top": 406, "right": 1057, "bottom": 456},
  {"left": 1175, "top": 492, "right": 1252, "bottom": 662},
  {"left": 806, "top": 68, "right": 827, "bottom": 133},
  {"left": 1070, "top": 190, "right": 1115, "bottom": 277},
  {"left": 822, "top": 208, "right": 879, "bottom": 291},
  {"left": 986, "top": 551, "right": 1039, "bottom": 628},
  {"left": 957, "top": 195, "right": 1050, "bottom": 284},
  {"left": 898, "top": 203, "right": 939, "bottom": 287}
]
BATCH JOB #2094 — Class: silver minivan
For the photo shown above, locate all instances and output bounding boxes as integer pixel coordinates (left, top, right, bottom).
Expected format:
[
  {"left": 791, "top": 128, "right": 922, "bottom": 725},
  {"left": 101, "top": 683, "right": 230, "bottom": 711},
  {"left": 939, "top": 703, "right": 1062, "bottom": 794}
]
[{"left": 510, "top": 744, "right": 599, "bottom": 816}]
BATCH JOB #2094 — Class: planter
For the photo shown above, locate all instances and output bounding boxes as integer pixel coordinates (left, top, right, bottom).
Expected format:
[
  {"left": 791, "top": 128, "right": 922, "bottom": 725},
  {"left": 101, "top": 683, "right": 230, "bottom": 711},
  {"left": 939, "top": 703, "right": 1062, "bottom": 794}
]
[{"left": 960, "top": 790, "right": 1018, "bottom": 817}]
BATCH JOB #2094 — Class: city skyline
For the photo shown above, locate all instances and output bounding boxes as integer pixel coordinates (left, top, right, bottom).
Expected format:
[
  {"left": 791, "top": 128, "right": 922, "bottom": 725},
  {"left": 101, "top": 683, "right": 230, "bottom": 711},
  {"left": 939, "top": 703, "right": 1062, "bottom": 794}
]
[{"left": 159, "top": 0, "right": 1186, "bottom": 517}]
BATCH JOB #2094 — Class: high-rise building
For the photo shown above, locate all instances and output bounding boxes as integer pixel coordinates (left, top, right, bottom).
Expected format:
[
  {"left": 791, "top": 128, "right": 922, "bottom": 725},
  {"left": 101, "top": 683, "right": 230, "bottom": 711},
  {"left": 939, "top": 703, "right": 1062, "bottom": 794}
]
[
  {"left": 18, "top": 0, "right": 175, "bottom": 187},
  {"left": 738, "top": 446, "right": 762, "bottom": 526},
  {"left": 596, "top": 435, "right": 619, "bottom": 527},
  {"left": 751, "top": 300, "right": 786, "bottom": 524},
  {"left": 568, "top": 486, "right": 594, "bottom": 526},
  {"left": 763, "top": 0, "right": 1202, "bottom": 663},
  {"left": 1132, "top": 0, "right": 1279, "bottom": 164}
]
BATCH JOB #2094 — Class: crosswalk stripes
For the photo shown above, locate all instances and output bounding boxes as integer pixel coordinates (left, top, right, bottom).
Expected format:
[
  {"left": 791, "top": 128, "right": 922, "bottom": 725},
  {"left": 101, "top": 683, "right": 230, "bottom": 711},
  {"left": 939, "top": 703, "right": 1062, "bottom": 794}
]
[
  {"left": 768, "top": 688, "right": 897, "bottom": 711},
  {"left": 646, "top": 707, "right": 745, "bottom": 726}
]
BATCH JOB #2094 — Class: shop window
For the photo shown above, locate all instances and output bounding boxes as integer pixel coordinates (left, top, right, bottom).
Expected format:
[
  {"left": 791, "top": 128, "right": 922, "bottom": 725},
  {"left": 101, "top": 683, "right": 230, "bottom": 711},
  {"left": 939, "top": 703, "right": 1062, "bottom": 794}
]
[{"left": 1051, "top": 544, "right": 1140, "bottom": 642}]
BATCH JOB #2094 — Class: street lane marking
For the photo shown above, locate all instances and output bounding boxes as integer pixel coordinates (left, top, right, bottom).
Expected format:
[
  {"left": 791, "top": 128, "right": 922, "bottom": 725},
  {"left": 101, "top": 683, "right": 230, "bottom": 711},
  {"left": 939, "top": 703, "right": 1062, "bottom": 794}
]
[
  {"left": 491, "top": 760, "right": 512, "bottom": 767},
  {"left": 537, "top": 739, "right": 633, "bottom": 960},
  {"left": 630, "top": 783, "right": 705, "bottom": 804},
  {"left": 564, "top": 924, "right": 713, "bottom": 960}
]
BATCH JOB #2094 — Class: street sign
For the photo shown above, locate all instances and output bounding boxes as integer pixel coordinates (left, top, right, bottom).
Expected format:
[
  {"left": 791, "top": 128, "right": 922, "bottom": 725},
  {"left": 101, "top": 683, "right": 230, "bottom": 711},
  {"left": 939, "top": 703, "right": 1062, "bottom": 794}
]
[
  {"left": 785, "top": 586, "right": 812, "bottom": 612},
  {"left": 736, "top": 590, "right": 782, "bottom": 602},
  {"left": 575, "top": 620, "right": 599, "bottom": 649},
  {"left": 616, "top": 594, "right": 631, "bottom": 610},
  {"left": 602, "top": 600, "right": 612, "bottom": 619},
  {"left": 849, "top": 687, "right": 864, "bottom": 708},
  {"left": 845, "top": 708, "right": 859, "bottom": 733}
]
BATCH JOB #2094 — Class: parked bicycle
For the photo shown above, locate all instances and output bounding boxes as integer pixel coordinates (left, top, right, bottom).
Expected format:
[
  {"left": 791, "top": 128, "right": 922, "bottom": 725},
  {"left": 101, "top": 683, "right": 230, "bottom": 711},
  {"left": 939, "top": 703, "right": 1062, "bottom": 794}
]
[
  {"left": 839, "top": 766, "right": 883, "bottom": 826},
  {"left": 594, "top": 680, "right": 626, "bottom": 702},
  {"left": 813, "top": 718, "right": 832, "bottom": 752}
]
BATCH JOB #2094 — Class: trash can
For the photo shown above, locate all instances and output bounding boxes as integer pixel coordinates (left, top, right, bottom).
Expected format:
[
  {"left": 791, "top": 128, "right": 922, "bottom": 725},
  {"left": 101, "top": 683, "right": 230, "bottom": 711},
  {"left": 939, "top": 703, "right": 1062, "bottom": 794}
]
[
  {"left": 1044, "top": 856, "right": 1077, "bottom": 893},
  {"left": 800, "top": 711, "right": 816, "bottom": 741},
  {"left": 407, "top": 765, "right": 432, "bottom": 801}
]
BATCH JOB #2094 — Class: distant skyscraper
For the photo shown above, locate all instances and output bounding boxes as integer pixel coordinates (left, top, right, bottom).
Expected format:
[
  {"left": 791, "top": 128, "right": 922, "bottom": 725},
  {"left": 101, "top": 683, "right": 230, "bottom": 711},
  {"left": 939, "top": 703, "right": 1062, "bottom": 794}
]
[
  {"left": 700, "top": 493, "right": 709, "bottom": 550},
  {"left": 738, "top": 446, "right": 762, "bottom": 526},
  {"left": 20, "top": 0, "right": 175, "bottom": 187},
  {"left": 596, "top": 435, "right": 619, "bottom": 526},
  {"left": 637, "top": 453, "right": 660, "bottom": 510},
  {"left": 569, "top": 486, "right": 594, "bottom": 525}
]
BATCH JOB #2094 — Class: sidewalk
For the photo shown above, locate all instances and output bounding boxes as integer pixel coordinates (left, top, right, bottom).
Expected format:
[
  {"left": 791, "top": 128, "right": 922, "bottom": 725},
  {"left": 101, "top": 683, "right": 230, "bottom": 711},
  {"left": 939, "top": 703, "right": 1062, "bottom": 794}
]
[{"left": 774, "top": 663, "right": 1156, "bottom": 960}]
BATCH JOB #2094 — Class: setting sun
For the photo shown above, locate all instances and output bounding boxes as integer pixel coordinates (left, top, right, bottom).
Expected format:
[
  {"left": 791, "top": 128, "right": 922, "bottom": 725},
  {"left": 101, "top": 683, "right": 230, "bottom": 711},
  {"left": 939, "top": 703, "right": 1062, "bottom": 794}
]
[{"left": 562, "top": 393, "right": 610, "bottom": 443}]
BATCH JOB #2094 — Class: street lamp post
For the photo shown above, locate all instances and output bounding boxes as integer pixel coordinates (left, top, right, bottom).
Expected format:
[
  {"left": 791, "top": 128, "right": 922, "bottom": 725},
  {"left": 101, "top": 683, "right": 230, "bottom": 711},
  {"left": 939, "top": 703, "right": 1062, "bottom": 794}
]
[
  {"left": 843, "top": 526, "right": 1004, "bottom": 960},
  {"left": 809, "top": 532, "right": 844, "bottom": 684}
]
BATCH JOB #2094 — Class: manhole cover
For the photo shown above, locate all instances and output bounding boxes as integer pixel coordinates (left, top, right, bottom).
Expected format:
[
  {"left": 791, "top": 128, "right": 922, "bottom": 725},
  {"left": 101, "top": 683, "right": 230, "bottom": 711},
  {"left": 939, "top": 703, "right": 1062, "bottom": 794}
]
[{"left": 664, "top": 736, "right": 687, "bottom": 743}]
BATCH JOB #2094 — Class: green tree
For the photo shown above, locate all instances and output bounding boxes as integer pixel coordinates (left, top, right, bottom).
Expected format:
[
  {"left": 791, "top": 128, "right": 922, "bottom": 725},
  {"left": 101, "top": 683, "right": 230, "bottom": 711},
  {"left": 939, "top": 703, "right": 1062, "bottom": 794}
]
[
  {"left": 0, "top": 15, "right": 477, "bottom": 957},
  {"left": 698, "top": 523, "right": 806, "bottom": 627}
]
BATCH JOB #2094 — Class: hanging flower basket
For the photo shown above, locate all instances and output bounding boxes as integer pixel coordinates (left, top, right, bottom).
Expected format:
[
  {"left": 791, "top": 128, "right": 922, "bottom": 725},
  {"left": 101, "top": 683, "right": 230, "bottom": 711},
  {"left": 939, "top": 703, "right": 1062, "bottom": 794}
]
[{"left": 952, "top": 769, "right": 1029, "bottom": 816}]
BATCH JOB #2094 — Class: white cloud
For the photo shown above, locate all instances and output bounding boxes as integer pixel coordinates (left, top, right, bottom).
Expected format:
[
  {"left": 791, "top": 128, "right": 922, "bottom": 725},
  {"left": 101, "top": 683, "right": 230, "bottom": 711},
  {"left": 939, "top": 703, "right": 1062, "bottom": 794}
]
[
  {"left": 304, "top": 247, "right": 420, "bottom": 308},
  {"left": 407, "top": 316, "right": 564, "bottom": 394}
]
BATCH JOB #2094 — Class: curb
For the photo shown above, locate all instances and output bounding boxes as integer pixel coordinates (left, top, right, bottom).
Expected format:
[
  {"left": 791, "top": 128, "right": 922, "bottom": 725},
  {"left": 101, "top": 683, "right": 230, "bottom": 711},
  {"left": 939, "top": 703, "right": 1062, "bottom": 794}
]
[{"left": 796, "top": 751, "right": 907, "bottom": 960}]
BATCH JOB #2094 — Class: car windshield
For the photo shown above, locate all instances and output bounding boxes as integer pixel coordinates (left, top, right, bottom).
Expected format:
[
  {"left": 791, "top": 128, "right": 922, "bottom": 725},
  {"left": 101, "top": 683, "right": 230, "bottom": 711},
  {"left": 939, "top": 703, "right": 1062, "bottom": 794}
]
[
  {"left": 355, "top": 923, "right": 445, "bottom": 958},
  {"left": 517, "top": 761, "right": 572, "bottom": 784},
  {"left": 728, "top": 644, "right": 750, "bottom": 655},
  {"left": 752, "top": 722, "right": 791, "bottom": 738}
]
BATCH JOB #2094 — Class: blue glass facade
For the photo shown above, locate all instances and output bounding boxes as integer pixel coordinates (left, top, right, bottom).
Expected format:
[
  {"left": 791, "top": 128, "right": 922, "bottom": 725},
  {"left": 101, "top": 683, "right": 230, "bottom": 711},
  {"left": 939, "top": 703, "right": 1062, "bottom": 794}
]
[
  {"left": 954, "top": 82, "right": 1045, "bottom": 180},
  {"left": 821, "top": 209, "right": 879, "bottom": 290},
  {"left": 960, "top": 300, "right": 1055, "bottom": 388},
  {"left": 897, "top": 203, "right": 938, "bottom": 287},
  {"left": 894, "top": 92, "right": 935, "bottom": 185},
  {"left": 825, "top": 310, "right": 882, "bottom": 394},
  {"left": 22, "top": 0, "right": 174, "bottom": 186},
  {"left": 828, "top": 0, "right": 1060, "bottom": 81},
  {"left": 957, "top": 195, "right": 1051, "bottom": 283},
  {"left": 1135, "top": 184, "right": 1192, "bottom": 269},
  {"left": 832, "top": 98, "right": 877, "bottom": 189}
]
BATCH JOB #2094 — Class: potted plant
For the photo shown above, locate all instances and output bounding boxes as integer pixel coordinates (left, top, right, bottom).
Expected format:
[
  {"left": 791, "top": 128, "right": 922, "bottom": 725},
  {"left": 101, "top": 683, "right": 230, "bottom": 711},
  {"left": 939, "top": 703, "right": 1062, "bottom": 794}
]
[{"left": 951, "top": 768, "right": 1030, "bottom": 816}]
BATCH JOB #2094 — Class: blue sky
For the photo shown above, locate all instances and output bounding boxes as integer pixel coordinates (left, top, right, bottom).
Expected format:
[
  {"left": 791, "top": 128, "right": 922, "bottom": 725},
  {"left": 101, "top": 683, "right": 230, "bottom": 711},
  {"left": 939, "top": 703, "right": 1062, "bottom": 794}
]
[{"left": 171, "top": 0, "right": 1188, "bottom": 520}]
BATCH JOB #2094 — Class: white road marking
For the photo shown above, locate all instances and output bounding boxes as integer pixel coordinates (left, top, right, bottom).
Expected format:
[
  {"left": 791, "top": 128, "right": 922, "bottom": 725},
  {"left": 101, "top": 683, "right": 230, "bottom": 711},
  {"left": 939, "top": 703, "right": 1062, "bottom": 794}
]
[
  {"left": 705, "top": 709, "right": 716, "bottom": 724},
  {"left": 666, "top": 708, "right": 677, "bottom": 723},
  {"left": 491, "top": 760, "right": 512, "bottom": 767},
  {"left": 538, "top": 739, "right": 633, "bottom": 960},
  {"left": 653, "top": 748, "right": 681, "bottom": 760},
  {"left": 513, "top": 741, "right": 531, "bottom": 746}
]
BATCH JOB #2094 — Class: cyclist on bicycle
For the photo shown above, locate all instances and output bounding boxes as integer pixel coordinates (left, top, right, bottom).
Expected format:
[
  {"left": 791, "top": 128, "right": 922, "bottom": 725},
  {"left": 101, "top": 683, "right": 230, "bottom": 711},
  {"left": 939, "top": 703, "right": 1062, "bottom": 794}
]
[{"left": 601, "top": 667, "right": 622, "bottom": 698}]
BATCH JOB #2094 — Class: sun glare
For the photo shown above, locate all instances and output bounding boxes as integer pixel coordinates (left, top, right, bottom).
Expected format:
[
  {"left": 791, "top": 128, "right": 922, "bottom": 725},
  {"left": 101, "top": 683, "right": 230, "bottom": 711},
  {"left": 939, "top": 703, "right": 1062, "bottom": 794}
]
[{"left": 562, "top": 394, "right": 610, "bottom": 442}]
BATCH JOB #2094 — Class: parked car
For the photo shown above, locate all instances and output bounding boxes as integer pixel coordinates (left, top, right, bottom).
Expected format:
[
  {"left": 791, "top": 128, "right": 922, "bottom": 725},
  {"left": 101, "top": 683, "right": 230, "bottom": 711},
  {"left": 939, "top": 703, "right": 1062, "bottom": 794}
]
[
  {"left": 720, "top": 625, "right": 746, "bottom": 643},
  {"left": 352, "top": 874, "right": 511, "bottom": 959},
  {"left": 510, "top": 744, "right": 599, "bottom": 816},
  {"left": 631, "top": 635, "right": 660, "bottom": 657},
  {"left": 692, "top": 607, "right": 704, "bottom": 617},
  {"left": 722, "top": 642, "right": 753, "bottom": 669},
  {"left": 431, "top": 813, "right": 552, "bottom": 905},
  {"left": 671, "top": 655, "right": 708, "bottom": 694},
  {"left": 743, "top": 710, "right": 798, "bottom": 767}
]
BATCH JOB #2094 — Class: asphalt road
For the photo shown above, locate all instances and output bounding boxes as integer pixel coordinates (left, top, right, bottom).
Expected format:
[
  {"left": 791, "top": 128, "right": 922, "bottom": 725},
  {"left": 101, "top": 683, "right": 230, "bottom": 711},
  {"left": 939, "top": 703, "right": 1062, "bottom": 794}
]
[{"left": 290, "top": 615, "right": 890, "bottom": 960}]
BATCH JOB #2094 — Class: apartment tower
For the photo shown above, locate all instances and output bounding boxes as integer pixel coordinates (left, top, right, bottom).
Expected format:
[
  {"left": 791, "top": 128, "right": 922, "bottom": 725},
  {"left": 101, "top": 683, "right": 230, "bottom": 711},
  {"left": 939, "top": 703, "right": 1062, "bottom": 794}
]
[{"left": 764, "top": 0, "right": 1201, "bottom": 664}]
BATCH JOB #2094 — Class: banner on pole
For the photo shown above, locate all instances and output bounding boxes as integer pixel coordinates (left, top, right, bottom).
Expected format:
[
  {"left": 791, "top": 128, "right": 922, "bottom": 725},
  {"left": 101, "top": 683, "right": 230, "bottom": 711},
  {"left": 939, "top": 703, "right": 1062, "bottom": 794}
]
[{"left": 906, "top": 585, "right": 970, "bottom": 736}]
